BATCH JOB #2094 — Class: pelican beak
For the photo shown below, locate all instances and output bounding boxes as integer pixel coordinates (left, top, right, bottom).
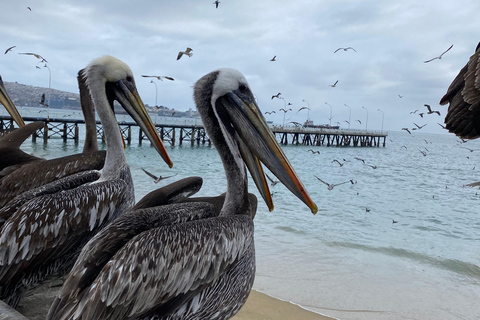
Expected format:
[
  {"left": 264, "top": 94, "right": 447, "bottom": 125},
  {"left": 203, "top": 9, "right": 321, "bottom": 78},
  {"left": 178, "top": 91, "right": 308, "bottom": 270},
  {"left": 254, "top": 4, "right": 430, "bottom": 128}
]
[
  {"left": 111, "top": 79, "right": 173, "bottom": 168},
  {"left": 0, "top": 76, "right": 25, "bottom": 127},
  {"left": 217, "top": 90, "right": 318, "bottom": 214}
]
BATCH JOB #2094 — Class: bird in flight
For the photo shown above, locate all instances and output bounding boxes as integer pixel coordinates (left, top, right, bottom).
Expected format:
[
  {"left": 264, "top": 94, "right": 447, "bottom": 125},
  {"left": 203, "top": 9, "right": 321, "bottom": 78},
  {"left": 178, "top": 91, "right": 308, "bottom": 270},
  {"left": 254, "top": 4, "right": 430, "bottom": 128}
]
[
  {"left": 270, "top": 55, "right": 276, "bottom": 61},
  {"left": 314, "top": 175, "right": 354, "bottom": 190},
  {"left": 401, "top": 127, "right": 411, "bottom": 134},
  {"left": 332, "top": 159, "right": 345, "bottom": 167},
  {"left": 141, "top": 75, "right": 175, "bottom": 81},
  {"left": 398, "top": 94, "right": 403, "bottom": 98},
  {"left": 413, "top": 122, "right": 427, "bottom": 129},
  {"left": 142, "top": 169, "right": 177, "bottom": 183},
  {"left": 4, "top": 46, "right": 15, "bottom": 54},
  {"left": 418, "top": 149, "right": 427, "bottom": 157},
  {"left": 27, "top": 6, "right": 32, "bottom": 11},
  {"left": 271, "top": 92, "right": 281, "bottom": 99},
  {"left": 308, "top": 149, "right": 320, "bottom": 154},
  {"left": 264, "top": 111, "right": 276, "bottom": 115},
  {"left": 330, "top": 80, "right": 339, "bottom": 87},
  {"left": 354, "top": 157, "right": 365, "bottom": 163},
  {"left": 334, "top": 47, "right": 356, "bottom": 53},
  {"left": 265, "top": 173, "right": 279, "bottom": 187},
  {"left": 423, "top": 44, "right": 453, "bottom": 63},
  {"left": 18, "top": 52, "right": 47, "bottom": 63},
  {"left": 410, "top": 110, "right": 418, "bottom": 114},
  {"left": 213, "top": 0, "right": 220, "bottom": 8},
  {"left": 424, "top": 104, "right": 441, "bottom": 116},
  {"left": 279, "top": 108, "right": 292, "bottom": 113},
  {"left": 297, "top": 106, "right": 309, "bottom": 113},
  {"left": 363, "top": 163, "right": 377, "bottom": 169},
  {"left": 438, "top": 123, "right": 446, "bottom": 129},
  {"left": 356, "top": 119, "right": 362, "bottom": 124},
  {"left": 177, "top": 47, "right": 193, "bottom": 60}
]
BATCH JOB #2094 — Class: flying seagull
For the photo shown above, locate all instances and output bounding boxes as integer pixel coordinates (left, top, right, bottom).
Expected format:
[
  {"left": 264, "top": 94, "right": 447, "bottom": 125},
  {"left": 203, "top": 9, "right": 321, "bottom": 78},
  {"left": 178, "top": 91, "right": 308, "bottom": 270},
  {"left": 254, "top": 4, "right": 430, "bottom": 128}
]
[
  {"left": 413, "top": 122, "right": 427, "bottom": 129},
  {"left": 424, "top": 104, "right": 441, "bottom": 115},
  {"left": 271, "top": 92, "right": 281, "bottom": 99},
  {"left": 270, "top": 55, "right": 276, "bottom": 61},
  {"left": 265, "top": 173, "right": 279, "bottom": 187},
  {"left": 308, "top": 149, "right": 320, "bottom": 154},
  {"left": 264, "top": 111, "right": 276, "bottom": 115},
  {"left": 279, "top": 108, "right": 292, "bottom": 113},
  {"left": 334, "top": 47, "right": 356, "bottom": 53},
  {"left": 356, "top": 119, "right": 362, "bottom": 124},
  {"left": 398, "top": 94, "right": 403, "bottom": 98},
  {"left": 141, "top": 75, "right": 174, "bottom": 81},
  {"left": 423, "top": 44, "right": 453, "bottom": 63},
  {"left": 330, "top": 80, "right": 339, "bottom": 87},
  {"left": 354, "top": 157, "right": 365, "bottom": 163},
  {"left": 142, "top": 168, "right": 177, "bottom": 183},
  {"left": 177, "top": 47, "right": 193, "bottom": 60},
  {"left": 27, "top": 6, "right": 31, "bottom": 11},
  {"left": 213, "top": 0, "right": 220, "bottom": 8},
  {"left": 401, "top": 127, "right": 411, "bottom": 134},
  {"left": 314, "top": 175, "right": 354, "bottom": 190},
  {"left": 4, "top": 46, "right": 15, "bottom": 54},
  {"left": 18, "top": 52, "right": 47, "bottom": 63},
  {"left": 332, "top": 159, "right": 345, "bottom": 167}
]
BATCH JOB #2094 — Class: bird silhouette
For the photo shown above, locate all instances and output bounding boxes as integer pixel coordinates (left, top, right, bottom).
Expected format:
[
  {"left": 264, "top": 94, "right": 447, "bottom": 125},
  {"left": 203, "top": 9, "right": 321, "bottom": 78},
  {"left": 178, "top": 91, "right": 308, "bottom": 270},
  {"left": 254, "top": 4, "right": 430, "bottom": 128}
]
[
  {"left": 413, "top": 123, "right": 427, "bottom": 129},
  {"left": 270, "top": 55, "right": 276, "bottom": 61},
  {"left": 314, "top": 175, "right": 354, "bottom": 190},
  {"left": 264, "top": 111, "right": 276, "bottom": 115},
  {"left": 307, "top": 149, "right": 320, "bottom": 154},
  {"left": 330, "top": 80, "right": 339, "bottom": 87},
  {"left": 401, "top": 127, "right": 411, "bottom": 134},
  {"left": 424, "top": 44, "right": 453, "bottom": 63},
  {"left": 18, "top": 52, "right": 47, "bottom": 63},
  {"left": 279, "top": 108, "right": 292, "bottom": 113},
  {"left": 4, "top": 46, "right": 15, "bottom": 54},
  {"left": 271, "top": 92, "right": 281, "bottom": 99},
  {"left": 332, "top": 159, "right": 345, "bottom": 167},
  {"left": 177, "top": 47, "right": 193, "bottom": 60},
  {"left": 142, "top": 169, "right": 177, "bottom": 183},
  {"left": 141, "top": 75, "right": 174, "bottom": 81},
  {"left": 424, "top": 104, "right": 441, "bottom": 115},
  {"left": 334, "top": 47, "right": 356, "bottom": 53},
  {"left": 213, "top": 0, "right": 220, "bottom": 8}
]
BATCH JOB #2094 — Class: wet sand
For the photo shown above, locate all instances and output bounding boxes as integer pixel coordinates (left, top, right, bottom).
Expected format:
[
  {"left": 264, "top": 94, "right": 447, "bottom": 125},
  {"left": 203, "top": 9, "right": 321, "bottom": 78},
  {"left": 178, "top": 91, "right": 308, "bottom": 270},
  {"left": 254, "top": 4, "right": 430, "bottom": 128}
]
[{"left": 233, "top": 290, "right": 336, "bottom": 320}]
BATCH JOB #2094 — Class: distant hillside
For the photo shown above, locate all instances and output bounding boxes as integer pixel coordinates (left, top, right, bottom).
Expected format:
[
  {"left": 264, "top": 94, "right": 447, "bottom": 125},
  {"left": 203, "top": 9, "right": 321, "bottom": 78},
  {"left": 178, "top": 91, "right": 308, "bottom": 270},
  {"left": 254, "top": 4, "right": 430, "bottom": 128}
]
[
  {"left": 4, "top": 81, "right": 81, "bottom": 109},
  {"left": 3, "top": 81, "right": 198, "bottom": 117}
]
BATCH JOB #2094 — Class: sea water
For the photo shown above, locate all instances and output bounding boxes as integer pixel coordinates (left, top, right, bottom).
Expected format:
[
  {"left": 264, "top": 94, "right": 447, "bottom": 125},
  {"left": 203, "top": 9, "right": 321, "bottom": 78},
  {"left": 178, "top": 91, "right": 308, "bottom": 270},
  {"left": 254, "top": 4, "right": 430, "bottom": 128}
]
[{"left": 15, "top": 111, "right": 480, "bottom": 320}]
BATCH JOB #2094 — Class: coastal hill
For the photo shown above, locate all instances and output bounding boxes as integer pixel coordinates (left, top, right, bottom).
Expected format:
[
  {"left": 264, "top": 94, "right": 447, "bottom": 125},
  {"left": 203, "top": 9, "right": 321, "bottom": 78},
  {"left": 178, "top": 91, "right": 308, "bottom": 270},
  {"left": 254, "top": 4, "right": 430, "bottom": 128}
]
[{"left": 3, "top": 81, "right": 197, "bottom": 117}]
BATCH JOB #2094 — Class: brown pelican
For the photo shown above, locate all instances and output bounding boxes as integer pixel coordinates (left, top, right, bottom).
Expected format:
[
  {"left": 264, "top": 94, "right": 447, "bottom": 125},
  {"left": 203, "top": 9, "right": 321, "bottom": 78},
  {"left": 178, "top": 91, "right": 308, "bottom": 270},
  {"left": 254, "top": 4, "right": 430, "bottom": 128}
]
[
  {"left": 0, "top": 71, "right": 107, "bottom": 207},
  {"left": 47, "top": 68, "right": 317, "bottom": 320},
  {"left": 423, "top": 44, "right": 453, "bottom": 63},
  {"left": 0, "top": 75, "right": 24, "bottom": 127},
  {"left": 177, "top": 47, "right": 193, "bottom": 60},
  {"left": 0, "top": 55, "right": 172, "bottom": 308},
  {"left": 440, "top": 42, "right": 480, "bottom": 139}
]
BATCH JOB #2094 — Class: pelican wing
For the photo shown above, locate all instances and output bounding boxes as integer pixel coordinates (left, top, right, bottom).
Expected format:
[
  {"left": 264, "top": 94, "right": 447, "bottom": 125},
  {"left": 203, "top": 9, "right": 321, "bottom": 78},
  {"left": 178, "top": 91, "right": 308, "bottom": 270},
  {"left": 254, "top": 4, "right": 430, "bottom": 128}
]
[
  {"left": 441, "top": 43, "right": 480, "bottom": 139},
  {"left": 0, "top": 151, "right": 106, "bottom": 207},
  {"left": 48, "top": 212, "right": 253, "bottom": 320},
  {"left": 0, "top": 177, "right": 131, "bottom": 287}
]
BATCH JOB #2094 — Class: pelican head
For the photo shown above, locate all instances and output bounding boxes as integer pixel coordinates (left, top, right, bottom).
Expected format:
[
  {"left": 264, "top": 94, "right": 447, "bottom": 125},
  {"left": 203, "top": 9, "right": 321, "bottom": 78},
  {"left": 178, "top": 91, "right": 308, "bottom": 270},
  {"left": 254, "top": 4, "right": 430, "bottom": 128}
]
[
  {"left": 0, "top": 75, "right": 24, "bottom": 126},
  {"left": 82, "top": 55, "right": 172, "bottom": 167},
  {"left": 195, "top": 68, "right": 317, "bottom": 214}
]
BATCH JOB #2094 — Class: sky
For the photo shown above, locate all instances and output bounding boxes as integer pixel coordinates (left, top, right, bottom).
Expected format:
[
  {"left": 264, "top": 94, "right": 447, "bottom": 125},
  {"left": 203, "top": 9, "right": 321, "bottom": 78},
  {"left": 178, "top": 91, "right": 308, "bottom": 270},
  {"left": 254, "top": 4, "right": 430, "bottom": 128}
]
[{"left": 1, "top": 0, "right": 479, "bottom": 135}]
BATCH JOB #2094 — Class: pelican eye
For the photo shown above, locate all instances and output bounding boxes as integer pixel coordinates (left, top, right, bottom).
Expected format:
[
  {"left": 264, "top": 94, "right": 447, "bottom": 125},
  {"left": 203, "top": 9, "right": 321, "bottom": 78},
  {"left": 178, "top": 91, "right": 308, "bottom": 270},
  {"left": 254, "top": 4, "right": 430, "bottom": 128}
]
[
  {"left": 238, "top": 83, "right": 247, "bottom": 93},
  {"left": 126, "top": 75, "right": 133, "bottom": 82}
]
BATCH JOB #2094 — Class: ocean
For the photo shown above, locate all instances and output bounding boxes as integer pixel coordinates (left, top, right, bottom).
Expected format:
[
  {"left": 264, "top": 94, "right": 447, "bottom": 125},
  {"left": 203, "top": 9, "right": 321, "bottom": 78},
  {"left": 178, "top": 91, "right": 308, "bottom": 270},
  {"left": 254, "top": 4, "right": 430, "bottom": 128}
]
[{"left": 12, "top": 107, "right": 480, "bottom": 320}]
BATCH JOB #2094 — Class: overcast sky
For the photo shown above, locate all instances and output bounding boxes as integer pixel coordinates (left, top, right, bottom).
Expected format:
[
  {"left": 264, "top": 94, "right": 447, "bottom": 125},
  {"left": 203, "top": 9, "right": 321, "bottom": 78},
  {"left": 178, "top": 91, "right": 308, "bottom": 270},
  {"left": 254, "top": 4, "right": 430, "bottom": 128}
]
[{"left": 1, "top": 0, "right": 479, "bottom": 134}]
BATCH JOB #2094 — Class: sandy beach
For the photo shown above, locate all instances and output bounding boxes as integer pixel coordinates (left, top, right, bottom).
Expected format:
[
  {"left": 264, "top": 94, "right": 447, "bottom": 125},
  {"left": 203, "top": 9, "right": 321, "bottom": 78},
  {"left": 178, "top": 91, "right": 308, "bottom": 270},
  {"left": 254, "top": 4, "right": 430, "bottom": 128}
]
[{"left": 233, "top": 290, "right": 335, "bottom": 320}]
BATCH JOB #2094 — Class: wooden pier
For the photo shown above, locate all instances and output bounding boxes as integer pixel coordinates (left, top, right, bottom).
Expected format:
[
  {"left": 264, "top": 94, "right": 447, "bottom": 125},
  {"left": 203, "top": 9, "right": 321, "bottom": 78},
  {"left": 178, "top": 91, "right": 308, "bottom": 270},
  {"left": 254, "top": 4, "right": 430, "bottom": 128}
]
[{"left": 0, "top": 116, "right": 387, "bottom": 147}]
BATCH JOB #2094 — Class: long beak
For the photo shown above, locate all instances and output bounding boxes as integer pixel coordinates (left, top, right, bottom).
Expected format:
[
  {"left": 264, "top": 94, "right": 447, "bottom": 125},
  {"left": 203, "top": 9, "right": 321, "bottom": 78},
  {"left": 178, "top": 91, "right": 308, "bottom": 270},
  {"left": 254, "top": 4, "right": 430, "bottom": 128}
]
[
  {"left": 113, "top": 80, "right": 173, "bottom": 168},
  {"left": 219, "top": 91, "right": 318, "bottom": 214},
  {"left": 0, "top": 75, "right": 25, "bottom": 127}
]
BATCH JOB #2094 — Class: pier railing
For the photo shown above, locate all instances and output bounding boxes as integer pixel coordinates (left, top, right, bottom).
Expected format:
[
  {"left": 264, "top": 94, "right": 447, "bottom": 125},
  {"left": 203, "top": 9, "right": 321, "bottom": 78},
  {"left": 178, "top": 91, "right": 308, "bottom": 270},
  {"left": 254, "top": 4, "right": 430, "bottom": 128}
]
[{"left": 0, "top": 116, "right": 387, "bottom": 147}]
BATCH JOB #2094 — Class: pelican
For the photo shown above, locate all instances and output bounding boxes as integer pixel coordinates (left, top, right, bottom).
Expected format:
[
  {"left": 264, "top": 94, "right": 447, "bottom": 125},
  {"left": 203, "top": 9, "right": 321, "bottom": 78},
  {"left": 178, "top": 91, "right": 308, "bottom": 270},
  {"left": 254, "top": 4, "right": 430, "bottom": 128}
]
[
  {"left": 0, "top": 55, "right": 172, "bottom": 308},
  {"left": 440, "top": 42, "right": 480, "bottom": 139},
  {"left": 47, "top": 68, "right": 317, "bottom": 320},
  {"left": 0, "top": 70, "right": 107, "bottom": 207}
]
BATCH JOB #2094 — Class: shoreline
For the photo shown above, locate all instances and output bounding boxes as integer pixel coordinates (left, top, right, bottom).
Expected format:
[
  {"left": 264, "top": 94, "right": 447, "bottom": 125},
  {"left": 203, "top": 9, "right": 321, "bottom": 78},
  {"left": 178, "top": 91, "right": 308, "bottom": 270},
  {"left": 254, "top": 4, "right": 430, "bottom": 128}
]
[{"left": 233, "top": 290, "right": 336, "bottom": 320}]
